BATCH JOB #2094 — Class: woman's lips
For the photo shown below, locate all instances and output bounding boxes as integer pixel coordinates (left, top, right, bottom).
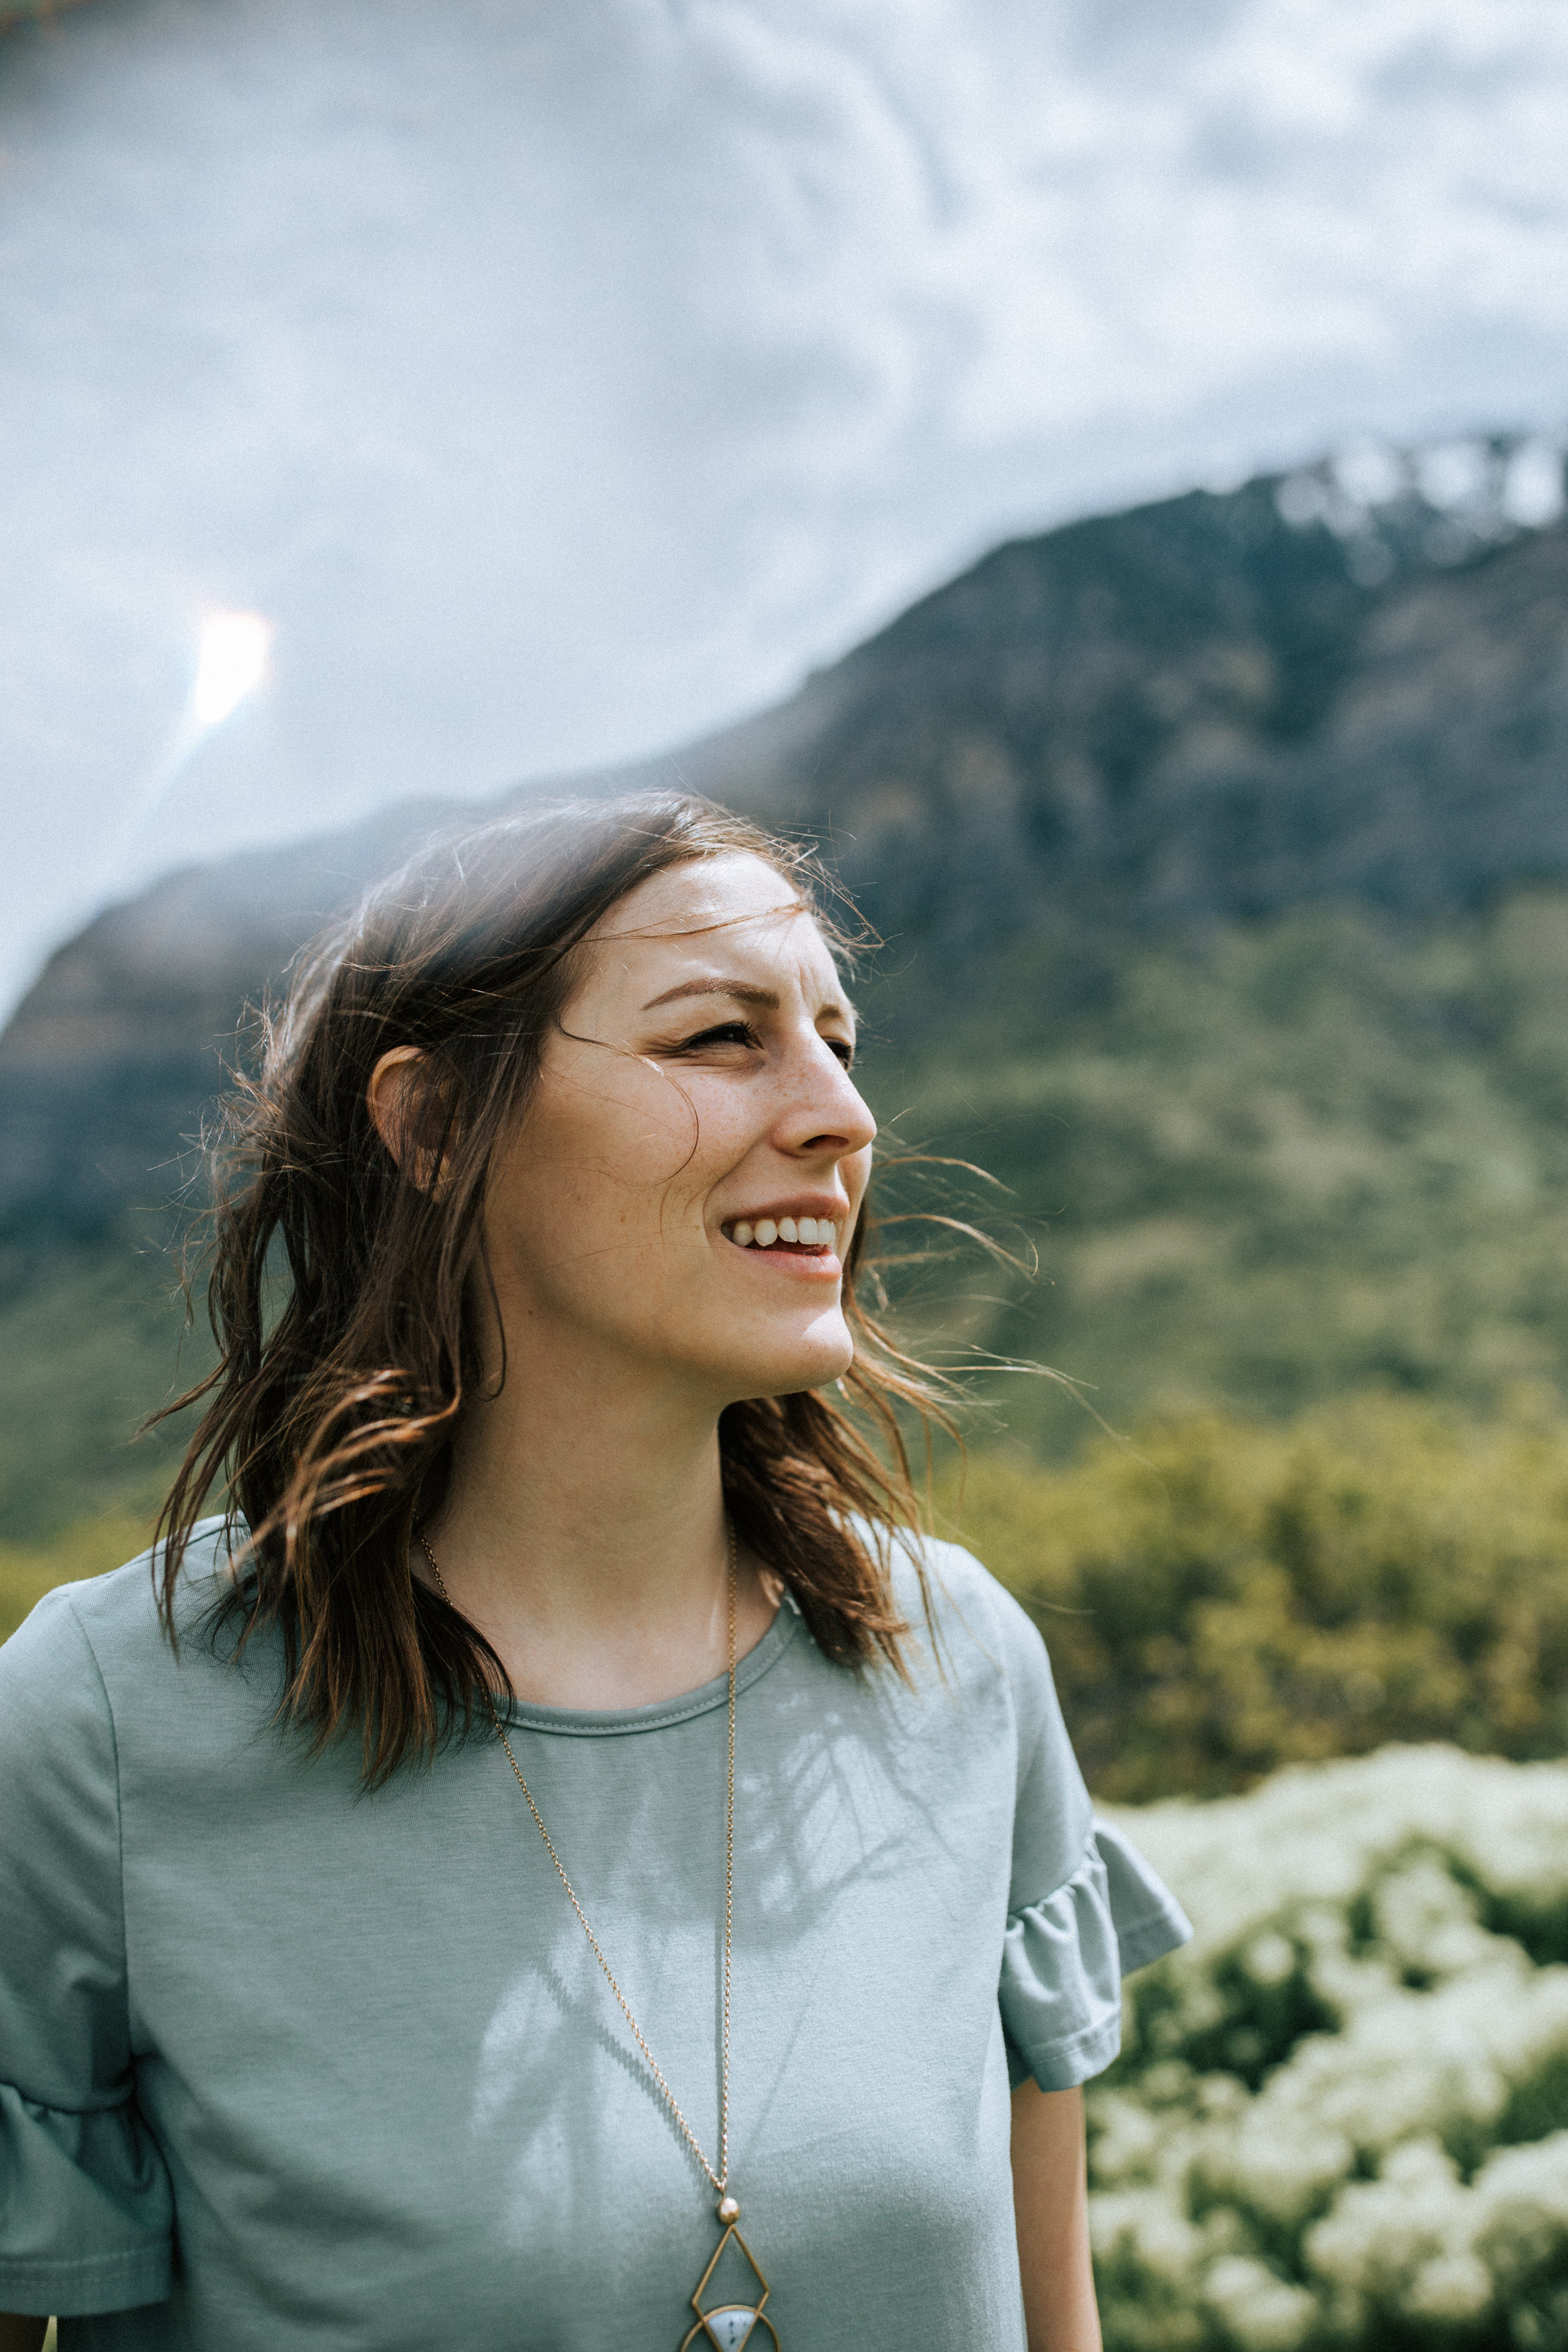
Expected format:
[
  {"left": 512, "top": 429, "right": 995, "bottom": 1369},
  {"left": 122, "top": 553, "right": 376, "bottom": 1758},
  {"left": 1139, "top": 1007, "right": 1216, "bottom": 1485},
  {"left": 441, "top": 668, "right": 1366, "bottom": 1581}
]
[{"left": 725, "top": 1239, "right": 840, "bottom": 1276}]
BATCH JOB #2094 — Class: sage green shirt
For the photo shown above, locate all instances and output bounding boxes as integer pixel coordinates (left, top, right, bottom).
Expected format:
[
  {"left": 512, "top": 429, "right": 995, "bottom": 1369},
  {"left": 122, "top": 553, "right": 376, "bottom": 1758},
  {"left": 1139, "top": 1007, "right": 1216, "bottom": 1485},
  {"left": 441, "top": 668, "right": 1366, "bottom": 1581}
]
[{"left": 0, "top": 1523, "right": 1189, "bottom": 2348}]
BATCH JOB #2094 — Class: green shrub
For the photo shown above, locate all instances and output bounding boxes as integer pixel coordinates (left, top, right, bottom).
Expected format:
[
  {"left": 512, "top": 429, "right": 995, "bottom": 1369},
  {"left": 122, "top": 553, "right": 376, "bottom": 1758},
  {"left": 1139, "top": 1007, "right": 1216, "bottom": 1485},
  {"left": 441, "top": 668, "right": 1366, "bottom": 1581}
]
[
  {"left": 941, "top": 1392, "right": 1568, "bottom": 1799},
  {"left": 1094, "top": 1748, "right": 1568, "bottom": 2352}
]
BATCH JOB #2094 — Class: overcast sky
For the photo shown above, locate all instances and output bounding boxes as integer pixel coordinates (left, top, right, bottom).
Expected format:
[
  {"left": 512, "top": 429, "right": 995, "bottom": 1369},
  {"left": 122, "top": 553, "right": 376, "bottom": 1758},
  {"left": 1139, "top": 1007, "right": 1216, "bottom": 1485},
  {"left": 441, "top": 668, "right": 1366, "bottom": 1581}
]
[{"left": 3, "top": 0, "right": 1568, "bottom": 1020}]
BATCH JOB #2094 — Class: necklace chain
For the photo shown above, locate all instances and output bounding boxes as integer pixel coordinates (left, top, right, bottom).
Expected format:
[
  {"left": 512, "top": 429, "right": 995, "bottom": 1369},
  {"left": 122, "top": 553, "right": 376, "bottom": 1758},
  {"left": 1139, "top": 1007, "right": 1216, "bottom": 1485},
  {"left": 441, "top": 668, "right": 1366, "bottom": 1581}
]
[{"left": 416, "top": 1520, "right": 738, "bottom": 2203}]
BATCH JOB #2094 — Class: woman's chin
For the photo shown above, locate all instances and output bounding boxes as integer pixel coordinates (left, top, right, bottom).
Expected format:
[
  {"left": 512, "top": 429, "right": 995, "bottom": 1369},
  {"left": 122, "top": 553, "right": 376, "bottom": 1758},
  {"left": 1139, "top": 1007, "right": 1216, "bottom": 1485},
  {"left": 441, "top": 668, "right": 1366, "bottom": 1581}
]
[{"left": 716, "top": 1317, "right": 856, "bottom": 1404}]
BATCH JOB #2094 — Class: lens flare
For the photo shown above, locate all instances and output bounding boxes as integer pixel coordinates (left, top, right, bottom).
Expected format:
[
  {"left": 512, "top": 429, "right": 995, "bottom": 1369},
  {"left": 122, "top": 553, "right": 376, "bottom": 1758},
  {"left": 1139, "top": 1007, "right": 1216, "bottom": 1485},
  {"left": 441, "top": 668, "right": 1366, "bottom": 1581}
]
[{"left": 191, "top": 610, "right": 273, "bottom": 728}]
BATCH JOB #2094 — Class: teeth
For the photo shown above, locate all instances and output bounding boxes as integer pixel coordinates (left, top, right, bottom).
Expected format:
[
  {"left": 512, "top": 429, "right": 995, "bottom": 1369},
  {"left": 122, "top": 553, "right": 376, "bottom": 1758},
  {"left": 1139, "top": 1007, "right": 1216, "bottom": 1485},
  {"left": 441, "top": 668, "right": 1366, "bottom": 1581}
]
[{"left": 727, "top": 1214, "right": 840, "bottom": 1251}]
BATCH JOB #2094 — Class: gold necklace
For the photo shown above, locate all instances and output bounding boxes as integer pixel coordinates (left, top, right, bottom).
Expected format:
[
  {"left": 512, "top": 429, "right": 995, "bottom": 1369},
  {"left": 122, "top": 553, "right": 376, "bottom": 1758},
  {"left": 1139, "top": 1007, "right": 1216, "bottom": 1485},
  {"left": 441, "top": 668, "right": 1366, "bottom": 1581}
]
[{"left": 416, "top": 1520, "right": 778, "bottom": 2352}]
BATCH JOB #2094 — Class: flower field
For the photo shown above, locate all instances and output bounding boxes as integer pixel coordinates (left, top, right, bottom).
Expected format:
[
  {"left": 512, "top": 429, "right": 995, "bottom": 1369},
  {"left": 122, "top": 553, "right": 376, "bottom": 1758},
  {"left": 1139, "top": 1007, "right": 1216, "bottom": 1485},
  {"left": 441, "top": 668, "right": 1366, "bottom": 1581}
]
[{"left": 1096, "top": 1747, "right": 1568, "bottom": 2352}]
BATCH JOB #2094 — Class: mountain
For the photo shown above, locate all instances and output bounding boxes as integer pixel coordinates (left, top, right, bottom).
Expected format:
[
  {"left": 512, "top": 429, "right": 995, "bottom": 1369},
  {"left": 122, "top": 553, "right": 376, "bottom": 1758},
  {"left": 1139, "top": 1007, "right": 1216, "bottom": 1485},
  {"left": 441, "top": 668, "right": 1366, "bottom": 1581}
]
[
  {"left": 8, "top": 446, "right": 1567, "bottom": 1225},
  {"left": 0, "top": 800, "right": 485, "bottom": 1234},
  {"left": 690, "top": 465, "right": 1568, "bottom": 944},
  {"left": 4, "top": 443, "right": 1568, "bottom": 1536}
]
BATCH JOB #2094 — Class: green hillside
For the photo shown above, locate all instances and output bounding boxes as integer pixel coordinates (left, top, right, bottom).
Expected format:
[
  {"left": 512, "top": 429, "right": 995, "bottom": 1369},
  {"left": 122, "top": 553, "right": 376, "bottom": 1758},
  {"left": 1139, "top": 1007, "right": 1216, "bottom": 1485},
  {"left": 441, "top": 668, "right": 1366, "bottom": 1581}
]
[{"left": 873, "top": 886, "right": 1568, "bottom": 1453}]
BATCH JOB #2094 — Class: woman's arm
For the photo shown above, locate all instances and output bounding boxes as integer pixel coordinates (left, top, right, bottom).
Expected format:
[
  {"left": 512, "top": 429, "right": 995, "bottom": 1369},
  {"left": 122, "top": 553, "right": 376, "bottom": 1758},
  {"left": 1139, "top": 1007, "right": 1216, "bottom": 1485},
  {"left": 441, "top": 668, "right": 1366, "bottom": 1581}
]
[
  {"left": 0, "top": 2315, "right": 48, "bottom": 2351},
  {"left": 1010, "top": 2080, "right": 1102, "bottom": 2352}
]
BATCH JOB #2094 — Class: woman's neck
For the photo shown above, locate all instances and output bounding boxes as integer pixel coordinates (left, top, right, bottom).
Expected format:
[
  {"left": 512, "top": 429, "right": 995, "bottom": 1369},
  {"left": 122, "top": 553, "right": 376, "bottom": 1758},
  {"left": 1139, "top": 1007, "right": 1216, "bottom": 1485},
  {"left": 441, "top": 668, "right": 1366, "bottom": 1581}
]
[{"left": 420, "top": 1355, "right": 777, "bottom": 1711}]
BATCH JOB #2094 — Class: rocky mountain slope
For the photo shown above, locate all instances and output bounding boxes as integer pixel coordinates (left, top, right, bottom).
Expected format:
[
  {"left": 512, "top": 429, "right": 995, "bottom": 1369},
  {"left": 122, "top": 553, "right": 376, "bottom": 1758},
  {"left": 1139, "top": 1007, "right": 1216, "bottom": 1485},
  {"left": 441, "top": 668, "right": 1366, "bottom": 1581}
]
[
  {"left": 691, "top": 465, "right": 1568, "bottom": 946},
  {"left": 5, "top": 445, "right": 1565, "bottom": 1233}
]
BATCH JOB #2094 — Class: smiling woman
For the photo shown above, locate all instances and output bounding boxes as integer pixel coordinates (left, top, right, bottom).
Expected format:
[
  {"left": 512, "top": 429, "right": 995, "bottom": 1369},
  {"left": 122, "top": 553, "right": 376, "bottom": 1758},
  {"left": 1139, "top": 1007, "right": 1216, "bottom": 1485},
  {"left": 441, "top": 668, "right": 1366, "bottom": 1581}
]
[{"left": 0, "top": 792, "right": 1187, "bottom": 2352}]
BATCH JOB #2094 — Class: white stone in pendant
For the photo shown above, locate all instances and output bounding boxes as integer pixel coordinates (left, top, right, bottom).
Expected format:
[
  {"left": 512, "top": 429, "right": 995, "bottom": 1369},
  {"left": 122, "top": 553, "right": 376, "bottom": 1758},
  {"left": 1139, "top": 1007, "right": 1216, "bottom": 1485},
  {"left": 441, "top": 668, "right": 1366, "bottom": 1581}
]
[{"left": 703, "top": 2307, "right": 758, "bottom": 2349}]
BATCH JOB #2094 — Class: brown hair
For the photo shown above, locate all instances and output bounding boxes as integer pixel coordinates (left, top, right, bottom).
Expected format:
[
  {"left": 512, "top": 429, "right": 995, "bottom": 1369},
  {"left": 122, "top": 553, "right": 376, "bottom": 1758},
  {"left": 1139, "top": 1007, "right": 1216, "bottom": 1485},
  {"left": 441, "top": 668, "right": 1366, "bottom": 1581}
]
[{"left": 155, "top": 790, "right": 954, "bottom": 1782}]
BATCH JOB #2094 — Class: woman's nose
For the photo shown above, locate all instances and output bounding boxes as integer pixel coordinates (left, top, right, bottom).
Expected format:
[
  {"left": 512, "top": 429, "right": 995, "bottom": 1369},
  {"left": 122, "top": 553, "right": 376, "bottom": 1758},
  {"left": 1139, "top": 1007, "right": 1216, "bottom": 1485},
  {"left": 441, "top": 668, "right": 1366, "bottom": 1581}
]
[{"left": 786, "top": 1039, "right": 876, "bottom": 1157}]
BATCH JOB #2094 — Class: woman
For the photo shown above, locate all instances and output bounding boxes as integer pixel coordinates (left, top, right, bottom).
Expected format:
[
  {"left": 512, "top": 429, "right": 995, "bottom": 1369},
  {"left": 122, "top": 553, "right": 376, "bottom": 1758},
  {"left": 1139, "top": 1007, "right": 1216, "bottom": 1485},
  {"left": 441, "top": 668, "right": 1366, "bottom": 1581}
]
[{"left": 0, "top": 793, "right": 1188, "bottom": 2351}]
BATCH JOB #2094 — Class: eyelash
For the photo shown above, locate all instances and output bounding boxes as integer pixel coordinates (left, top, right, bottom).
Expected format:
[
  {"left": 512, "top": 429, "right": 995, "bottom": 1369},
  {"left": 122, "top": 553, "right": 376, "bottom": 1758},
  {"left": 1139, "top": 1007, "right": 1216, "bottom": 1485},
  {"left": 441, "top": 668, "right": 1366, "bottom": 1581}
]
[{"left": 672, "top": 1020, "right": 854, "bottom": 1069}]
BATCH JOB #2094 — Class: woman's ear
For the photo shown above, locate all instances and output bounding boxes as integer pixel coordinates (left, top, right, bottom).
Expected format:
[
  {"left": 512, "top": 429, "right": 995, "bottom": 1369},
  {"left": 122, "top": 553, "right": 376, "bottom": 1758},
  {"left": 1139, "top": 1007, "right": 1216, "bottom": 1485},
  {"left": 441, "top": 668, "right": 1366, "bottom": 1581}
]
[{"left": 367, "top": 1047, "right": 453, "bottom": 1194}]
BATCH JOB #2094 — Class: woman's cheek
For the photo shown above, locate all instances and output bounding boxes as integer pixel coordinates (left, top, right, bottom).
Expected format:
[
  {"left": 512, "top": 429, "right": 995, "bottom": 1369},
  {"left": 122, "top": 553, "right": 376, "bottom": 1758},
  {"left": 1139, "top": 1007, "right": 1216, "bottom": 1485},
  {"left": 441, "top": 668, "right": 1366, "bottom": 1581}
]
[
  {"left": 627, "top": 1073, "right": 724, "bottom": 1175},
  {"left": 676, "top": 1084, "right": 753, "bottom": 1173}
]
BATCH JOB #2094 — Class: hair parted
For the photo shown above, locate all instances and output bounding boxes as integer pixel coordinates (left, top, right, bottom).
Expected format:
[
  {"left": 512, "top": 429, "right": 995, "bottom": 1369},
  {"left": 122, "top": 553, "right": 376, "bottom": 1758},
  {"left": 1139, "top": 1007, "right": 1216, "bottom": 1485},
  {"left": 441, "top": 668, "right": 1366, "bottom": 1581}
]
[{"left": 153, "top": 789, "right": 959, "bottom": 1784}]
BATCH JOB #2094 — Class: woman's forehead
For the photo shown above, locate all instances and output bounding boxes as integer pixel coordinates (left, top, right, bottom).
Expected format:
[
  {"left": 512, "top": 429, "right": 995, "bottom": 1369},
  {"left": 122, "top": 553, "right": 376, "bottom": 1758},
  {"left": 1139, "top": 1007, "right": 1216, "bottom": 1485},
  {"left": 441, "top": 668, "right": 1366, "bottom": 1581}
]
[
  {"left": 593, "top": 850, "right": 800, "bottom": 938},
  {"left": 588, "top": 856, "right": 842, "bottom": 983}
]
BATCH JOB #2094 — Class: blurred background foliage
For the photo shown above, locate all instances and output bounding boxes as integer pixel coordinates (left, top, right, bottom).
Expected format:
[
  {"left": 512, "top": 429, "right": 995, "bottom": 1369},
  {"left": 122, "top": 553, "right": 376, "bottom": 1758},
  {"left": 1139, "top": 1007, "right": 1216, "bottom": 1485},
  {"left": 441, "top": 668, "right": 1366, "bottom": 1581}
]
[
  {"left": 873, "top": 886, "right": 1568, "bottom": 1449},
  {"left": 937, "top": 1393, "right": 1568, "bottom": 1802},
  {"left": 0, "top": 1506, "right": 158, "bottom": 1648}
]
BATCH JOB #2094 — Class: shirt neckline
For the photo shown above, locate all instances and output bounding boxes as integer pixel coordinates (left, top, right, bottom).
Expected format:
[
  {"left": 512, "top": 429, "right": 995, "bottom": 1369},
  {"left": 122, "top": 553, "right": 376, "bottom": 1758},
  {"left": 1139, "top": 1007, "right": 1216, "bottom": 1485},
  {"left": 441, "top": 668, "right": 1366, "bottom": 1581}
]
[{"left": 494, "top": 1592, "right": 802, "bottom": 1738}]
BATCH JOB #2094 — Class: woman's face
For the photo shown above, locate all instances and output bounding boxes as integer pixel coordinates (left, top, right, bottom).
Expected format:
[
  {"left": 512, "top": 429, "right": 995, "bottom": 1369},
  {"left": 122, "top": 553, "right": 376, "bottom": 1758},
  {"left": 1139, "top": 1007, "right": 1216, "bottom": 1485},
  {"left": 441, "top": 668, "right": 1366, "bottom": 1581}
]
[{"left": 481, "top": 851, "right": 877, "bottom": 1408}]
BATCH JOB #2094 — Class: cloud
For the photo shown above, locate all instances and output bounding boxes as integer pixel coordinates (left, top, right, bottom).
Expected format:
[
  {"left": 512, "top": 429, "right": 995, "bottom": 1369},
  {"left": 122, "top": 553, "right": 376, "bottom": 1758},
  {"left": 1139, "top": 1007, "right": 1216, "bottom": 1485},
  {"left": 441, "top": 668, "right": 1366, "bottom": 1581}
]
[{"left": 2, "top": 0, "right": 1566, "bottom": 1018}]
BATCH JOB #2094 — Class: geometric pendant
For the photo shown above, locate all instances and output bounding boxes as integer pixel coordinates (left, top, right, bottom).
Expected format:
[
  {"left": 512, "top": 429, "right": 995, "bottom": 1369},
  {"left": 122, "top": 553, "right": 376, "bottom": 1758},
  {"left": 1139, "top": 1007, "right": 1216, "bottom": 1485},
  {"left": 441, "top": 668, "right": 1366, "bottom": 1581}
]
[{"left": 680, "top": 2222, "right": 780, "bottom": 2351}]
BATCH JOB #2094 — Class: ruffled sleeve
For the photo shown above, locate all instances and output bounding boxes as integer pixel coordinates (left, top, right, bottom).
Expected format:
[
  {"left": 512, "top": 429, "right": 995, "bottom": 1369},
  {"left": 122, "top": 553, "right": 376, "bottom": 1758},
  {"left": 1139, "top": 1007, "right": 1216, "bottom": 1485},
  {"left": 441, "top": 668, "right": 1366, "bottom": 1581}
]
[
  {"left": 970, "top": 1557, "right": 1192, "bottom": 2092},
  {"left": 999, "top": 1820, "right": 1192, "bottom": 2091},
  {"left": 0, "top": 1584, "right": 174, "bottom": 2318}
]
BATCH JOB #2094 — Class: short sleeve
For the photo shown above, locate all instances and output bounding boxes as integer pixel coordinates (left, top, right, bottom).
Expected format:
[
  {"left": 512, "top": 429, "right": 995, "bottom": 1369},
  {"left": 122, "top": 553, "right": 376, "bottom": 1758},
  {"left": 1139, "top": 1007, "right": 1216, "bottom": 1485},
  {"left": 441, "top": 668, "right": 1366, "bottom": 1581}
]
[
  {"left": 999, "top": 1821, "right": 1192, "bottom": 2090},
  {"left": 0, "top": 1585, "right": 174, "bottom": 2318},
  {"left": 988, "top": 1579, "right": 1192, "bottom": 2093}
]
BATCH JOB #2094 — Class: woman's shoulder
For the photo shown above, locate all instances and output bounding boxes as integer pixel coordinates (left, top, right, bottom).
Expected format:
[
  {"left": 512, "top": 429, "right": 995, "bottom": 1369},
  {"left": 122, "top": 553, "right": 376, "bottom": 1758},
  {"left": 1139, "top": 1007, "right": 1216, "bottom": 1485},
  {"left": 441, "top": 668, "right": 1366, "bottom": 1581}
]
[
  {"left": 884, "top": 1525, "right": 1057, "bottom": 1700},
  {"left": 0, "top": 1516, "right": 238, "bottom": 1705},
  {"left": 872, "top": 1527, "right": 1100, "bottom": 1889}
]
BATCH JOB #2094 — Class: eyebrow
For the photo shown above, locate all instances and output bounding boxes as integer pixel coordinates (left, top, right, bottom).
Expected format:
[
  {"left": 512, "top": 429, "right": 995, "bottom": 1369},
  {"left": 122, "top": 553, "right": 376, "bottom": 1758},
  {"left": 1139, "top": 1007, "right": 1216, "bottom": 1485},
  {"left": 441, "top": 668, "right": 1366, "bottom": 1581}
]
[{"left": 640, "top": 976, "right": 854, "bottom": 1027}]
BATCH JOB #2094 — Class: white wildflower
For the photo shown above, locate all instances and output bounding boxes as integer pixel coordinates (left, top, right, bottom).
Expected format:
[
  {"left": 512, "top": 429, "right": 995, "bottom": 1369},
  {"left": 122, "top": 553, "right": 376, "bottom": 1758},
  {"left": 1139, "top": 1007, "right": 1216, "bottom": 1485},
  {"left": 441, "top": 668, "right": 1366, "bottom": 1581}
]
[
  {"left": 1090, "top": 2092, "right": 1165, "bottom": 2185},
  {"left": 1090, "top": 2185, "right": 1206, "bottom": 2284},
  {"left": 1372, "top": 1851, "right": 1498, "bottom": 1979},
  {"left": 1402, "top": 2252, "right": 1493, "bottom": 2323},
  {"left": 1302, "top": 2140, "right": 1466, "bottom": 2312},
  {"left": 1088, "top": 1749, "right": 1568, "bottom": 2352},
  {"left": 1242, "top": 1932, "right": 1298, "bottom": 1986},
  {"left": 1473, "top": 2131, "right": 1568, "bottom": 2287},
  {"left": 1201, "top": 2256, "right": 1317, "bottom": 2352}
]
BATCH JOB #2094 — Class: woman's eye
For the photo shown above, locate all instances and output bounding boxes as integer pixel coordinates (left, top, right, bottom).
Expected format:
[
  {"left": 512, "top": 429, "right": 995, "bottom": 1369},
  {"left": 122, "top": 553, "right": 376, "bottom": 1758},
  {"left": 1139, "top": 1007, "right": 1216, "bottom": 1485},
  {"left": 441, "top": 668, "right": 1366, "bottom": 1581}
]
[
  {"left": 677, "top": 1020, "right": 761, "bottom": 1052},
  {"left": 654, "top": 1019, "right": 852, "bottom": 1064}
]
